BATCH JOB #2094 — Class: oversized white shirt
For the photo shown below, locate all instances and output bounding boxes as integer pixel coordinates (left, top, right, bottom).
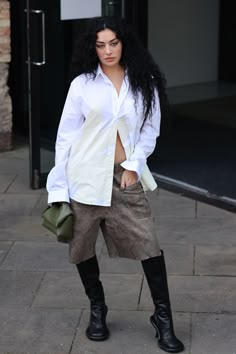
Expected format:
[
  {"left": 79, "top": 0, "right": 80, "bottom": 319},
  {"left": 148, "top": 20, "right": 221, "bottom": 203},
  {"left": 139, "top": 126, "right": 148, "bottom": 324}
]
[{"left": 47, "top": 65, "right": 161, "bottom": 206}]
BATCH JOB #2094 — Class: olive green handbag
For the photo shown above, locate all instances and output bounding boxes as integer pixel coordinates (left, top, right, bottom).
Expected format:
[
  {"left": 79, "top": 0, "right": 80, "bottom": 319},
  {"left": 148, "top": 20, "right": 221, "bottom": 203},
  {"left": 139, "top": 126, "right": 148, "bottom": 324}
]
[{"left": 42, "top": 202, "right": 74, "bottom": 243}]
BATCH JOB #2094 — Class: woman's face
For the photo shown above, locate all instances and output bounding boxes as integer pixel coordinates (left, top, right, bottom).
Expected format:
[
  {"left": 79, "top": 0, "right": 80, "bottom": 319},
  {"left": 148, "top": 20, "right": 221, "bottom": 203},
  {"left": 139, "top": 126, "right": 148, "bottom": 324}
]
[{"left": 96, "top": 29, "right": 122, "bottom": 68}]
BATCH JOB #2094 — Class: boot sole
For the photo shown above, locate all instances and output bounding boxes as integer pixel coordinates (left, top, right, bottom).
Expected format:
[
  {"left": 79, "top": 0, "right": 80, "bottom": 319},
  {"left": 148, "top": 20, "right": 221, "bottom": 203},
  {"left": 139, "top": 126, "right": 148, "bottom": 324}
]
[
  {"left": 150, "top": 316, "right": 184, "bottom": 353},
  {"left": 86, "top": 330, "right": 110, "bottom": 341}
]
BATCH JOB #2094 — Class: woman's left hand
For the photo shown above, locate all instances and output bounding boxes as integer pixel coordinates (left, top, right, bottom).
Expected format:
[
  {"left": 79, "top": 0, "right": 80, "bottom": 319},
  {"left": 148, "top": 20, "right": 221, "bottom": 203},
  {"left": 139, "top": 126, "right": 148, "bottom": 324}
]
[{"left": 120, "top": 170, "right": 138, "bottom": 189}]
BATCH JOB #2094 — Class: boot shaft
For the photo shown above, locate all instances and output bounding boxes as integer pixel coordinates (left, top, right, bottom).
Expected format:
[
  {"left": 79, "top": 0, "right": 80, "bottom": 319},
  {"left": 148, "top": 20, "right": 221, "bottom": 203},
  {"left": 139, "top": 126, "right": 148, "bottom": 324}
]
[
  {"left": 76, "top": 256, "right": 105, "bottom": 304},
  {"left": 141, "top": 250, "right": 170, "bottom": 306}
]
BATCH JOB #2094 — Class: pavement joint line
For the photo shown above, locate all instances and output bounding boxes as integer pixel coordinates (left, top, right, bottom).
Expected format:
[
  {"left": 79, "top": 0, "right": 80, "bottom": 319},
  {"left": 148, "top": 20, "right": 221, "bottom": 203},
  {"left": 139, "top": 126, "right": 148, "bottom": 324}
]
[
  {"left": 3, "top": 173, "right": 18, "bottom": 194},
  {"left": 0, "top": 269, "right": 45, "bottom": 273},
  {"left": 174, "top": 310, "right": 236, "bottom": 315},
  {"left": 0, "top": 238, "right": 58, "bottom": 244},
  {"left": 137, "top": 274, "right": 145, "bottom": 308},
  {"left": 69, "top": 310, "right": 84, "bottom": 354},
  {"left": 0, "top": 240, "right": 58, "bottom": 243},
  {"left": 29, "top": 271, "right": 47, "bottom": 309},
  {"left": 158, "top": 213, "right": 236, "bottom": 220},
  {"left": 193, "top": 244, "right": 196, "bottom": 275},
  {"left": 31, "top": 306, "right": 90, "bottom": 310},
  {"left": 0, "top": 269, "right": 235, "bottom": 277},
  {"left": 191, "top": 274, "right": 236, "bottom": 278},
  {"left": 195, "top": 243, "right": 236, "bottom": 246},
  {"left": 12, "top": 308, "right": 236, "bottom": 316},
  {"left": 1, "top": 307, "right": 235, "bottom": 315},
  {"left": 0, "top": 268, "right": 76, "bottom": 274},
  {"left": 0, "top": 240, "right": 14, "bottom": 267},
  {"left": 189, "top": 312, "right": 193, "bottom": 353}
]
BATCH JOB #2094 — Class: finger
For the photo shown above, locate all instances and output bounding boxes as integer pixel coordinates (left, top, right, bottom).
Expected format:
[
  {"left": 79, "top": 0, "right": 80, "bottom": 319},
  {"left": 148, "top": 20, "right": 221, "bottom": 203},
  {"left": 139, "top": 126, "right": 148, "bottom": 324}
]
[{"left": 120, "top": 174, "right": 125, "bottom": 189}]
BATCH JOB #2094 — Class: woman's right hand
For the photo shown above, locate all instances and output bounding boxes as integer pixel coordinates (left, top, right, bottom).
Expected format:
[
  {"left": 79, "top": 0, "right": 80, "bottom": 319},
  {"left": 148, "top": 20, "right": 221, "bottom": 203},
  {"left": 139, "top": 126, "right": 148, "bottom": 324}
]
[{"left": 120, "top": 169, "right": 138, "bottom": 189}]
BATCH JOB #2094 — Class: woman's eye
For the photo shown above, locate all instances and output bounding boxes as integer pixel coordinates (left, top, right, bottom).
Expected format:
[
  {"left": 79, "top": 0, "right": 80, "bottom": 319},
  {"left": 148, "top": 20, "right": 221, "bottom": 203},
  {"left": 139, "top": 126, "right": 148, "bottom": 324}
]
[
  {"left": 111, "top": 41, "right": 119, "bottom": 47},
  {"left": 96, "top": 44, "right": 104, "bottom": 49}
]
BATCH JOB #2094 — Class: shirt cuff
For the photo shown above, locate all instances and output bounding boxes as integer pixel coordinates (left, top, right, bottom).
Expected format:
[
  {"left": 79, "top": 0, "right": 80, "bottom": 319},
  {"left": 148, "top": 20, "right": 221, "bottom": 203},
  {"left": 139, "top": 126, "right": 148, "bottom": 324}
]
[
  {"left": 47, "top": 189, "right": 70, "bottom": 205},
  {"left": 120, "top": 160, "right": 144, "bottom": 180}
]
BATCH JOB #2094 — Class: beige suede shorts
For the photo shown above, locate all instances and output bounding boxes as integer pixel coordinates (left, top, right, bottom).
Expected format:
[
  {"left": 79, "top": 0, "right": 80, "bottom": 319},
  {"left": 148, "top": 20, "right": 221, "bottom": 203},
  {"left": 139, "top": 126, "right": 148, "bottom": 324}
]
[{"left": 69, "top": 164, "right": 160, "bottom": 264}]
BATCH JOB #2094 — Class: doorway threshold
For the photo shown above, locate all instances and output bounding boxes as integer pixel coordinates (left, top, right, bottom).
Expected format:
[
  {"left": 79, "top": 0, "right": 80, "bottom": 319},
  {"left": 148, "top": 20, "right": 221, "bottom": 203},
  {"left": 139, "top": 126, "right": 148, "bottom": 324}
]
[{"left": 153, "top": 173, "right": 236, "bottom": 213}]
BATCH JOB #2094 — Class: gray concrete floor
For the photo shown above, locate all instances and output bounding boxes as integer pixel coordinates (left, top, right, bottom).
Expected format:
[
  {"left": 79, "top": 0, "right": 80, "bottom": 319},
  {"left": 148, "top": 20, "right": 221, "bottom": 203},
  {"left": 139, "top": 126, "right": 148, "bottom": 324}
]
[{"left": 0, "top": 145, "right": 236, "bottom": 354}]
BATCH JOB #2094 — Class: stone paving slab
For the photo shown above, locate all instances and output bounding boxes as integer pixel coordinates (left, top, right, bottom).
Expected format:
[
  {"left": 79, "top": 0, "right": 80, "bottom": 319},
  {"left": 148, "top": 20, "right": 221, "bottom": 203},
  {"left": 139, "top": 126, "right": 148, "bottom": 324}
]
[
  {"left": 0, "top": 145, "right": 28, "bottom": 159},
  {"left": 0, "top": 157, "right": 29, "bottom": 174},
  {"left": 32, "top": 271, "right": 88, "bottom": 309},
  {"left": 99, "top": 246, "right": 143, "bottom": 274},
  {"left": 30, "top": 192, "right": 49, "bottom": 215},
  {"left": 155, "top": 189, "right": 236, "bottom": 219},
  {"left": 0, "top": 270, "right": 44, "bottom": 308},
  {"left": 0, "top": 215, "right": 55, "bottom": 241},
  {"left": 161, "top": 244, "right": 194, "bottom": 275},
  {"left": 156, "top": 217, "right": 236, "bottom": 244},
  {"left": 99, "top": 244, "right": 194, "bottom": 275},
  {"left": 0, "top": 216, "right": 105, "bottom": 246},
  {"left": 0, "top": 174, "right": 16, "bottom": 193},
  {"left": 148, "top": 191, "right": 196, "bottom": 218},
  {"left": 191, "top": 313, "right": 236, "bottom": 354},
  {"left": 0, "top": 241, "right": 12, "bottom": 264},
  {"left": 139, "top": 275, "right": 236, "bottom": 313},
  {"left": 101, "top": 273, "right": 143, "bottom": 310},
  {"left": 0, "top": 241, "right": 76, "bottom": 272},
  {"left": 155, "top": 189, "right": 183, "bottom": 198},
  {"left": 5, "top": 173, "right": 44, "bottom": 194},
  {"left": 0, "top": 238, "right": 104, "bottom": 271},
  {"left": 0, "top": 193, "right": 41, "bottom": 217},
  {"left": 71, "top": 310, "right": 190, "bottom": 354},
  {"left": 33, "top": 272, "right": 143, "bottom": 310},
  {"left": 196, "top": 201, "right": 236, "bottom": 218},
  {"left": 195, "top": 244, "right": 236, "bottom": 276},
  {"left": 0, "top": 308, "right": 80, "bottom": 354}
]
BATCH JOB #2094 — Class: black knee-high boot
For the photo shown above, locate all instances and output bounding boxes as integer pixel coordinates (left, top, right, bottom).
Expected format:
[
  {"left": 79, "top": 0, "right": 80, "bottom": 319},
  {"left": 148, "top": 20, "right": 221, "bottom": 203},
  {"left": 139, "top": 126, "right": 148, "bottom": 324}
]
[
  {"left": 76, "top": 256, "right": 109, "bottom": 341},
  {"left": 141, "top": 251, "right": 184, "bottom": 353}
]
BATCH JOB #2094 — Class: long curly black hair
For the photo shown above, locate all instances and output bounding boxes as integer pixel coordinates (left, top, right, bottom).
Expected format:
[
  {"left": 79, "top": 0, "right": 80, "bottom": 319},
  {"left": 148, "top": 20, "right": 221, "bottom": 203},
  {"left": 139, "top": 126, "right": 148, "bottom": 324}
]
[{"left": 70, "top": 16, "right": 168, "bottom": 124}]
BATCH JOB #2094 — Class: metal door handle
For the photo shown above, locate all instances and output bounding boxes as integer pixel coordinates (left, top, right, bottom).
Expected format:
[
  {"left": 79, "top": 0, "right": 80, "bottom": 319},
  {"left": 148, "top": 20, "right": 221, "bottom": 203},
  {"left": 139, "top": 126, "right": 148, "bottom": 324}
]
[{"left": 26, "top": 9, "right": 46, "bottom": 66}]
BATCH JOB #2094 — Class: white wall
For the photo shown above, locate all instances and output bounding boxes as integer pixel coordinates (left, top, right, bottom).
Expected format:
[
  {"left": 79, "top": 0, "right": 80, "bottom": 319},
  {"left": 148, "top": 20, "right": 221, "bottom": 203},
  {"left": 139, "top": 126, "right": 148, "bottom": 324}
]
[
  {"left": 60, "top": 0, "right": 101, "bottom": 20},
  {"left": 148, "top": 0, "right": 220, "bottom": 87}
]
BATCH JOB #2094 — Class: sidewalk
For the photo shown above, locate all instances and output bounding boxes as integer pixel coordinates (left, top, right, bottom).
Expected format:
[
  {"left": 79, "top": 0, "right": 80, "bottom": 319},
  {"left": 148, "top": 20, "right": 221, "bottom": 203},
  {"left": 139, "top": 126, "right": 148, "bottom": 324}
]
[{"left": 0, "top": 144, "right": 236, "bottom": 354}]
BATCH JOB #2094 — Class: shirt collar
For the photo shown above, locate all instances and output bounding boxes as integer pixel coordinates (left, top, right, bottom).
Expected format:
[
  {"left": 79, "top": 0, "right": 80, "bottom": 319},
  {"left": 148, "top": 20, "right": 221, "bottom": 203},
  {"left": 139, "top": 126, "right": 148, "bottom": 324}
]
[
  {"left": 95, "top": 64, "right": 128, "bottom": 82},
  {"left": 95, "top": 64, "right": 107, "bottom": 81}
]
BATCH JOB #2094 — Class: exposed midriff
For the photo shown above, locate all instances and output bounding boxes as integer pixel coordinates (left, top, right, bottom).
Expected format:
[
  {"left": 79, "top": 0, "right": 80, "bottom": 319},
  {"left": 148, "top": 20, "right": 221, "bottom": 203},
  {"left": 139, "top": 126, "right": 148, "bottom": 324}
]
[{"left": 114, "top": 132, "right": 126, "bottom": 164}]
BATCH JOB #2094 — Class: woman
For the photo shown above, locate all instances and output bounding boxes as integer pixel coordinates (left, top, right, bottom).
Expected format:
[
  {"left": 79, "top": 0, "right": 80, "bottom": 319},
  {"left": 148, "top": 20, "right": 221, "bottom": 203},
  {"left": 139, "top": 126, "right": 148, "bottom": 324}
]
[{"left": 47, "top": 16, "right": 184, "bottom": 353}]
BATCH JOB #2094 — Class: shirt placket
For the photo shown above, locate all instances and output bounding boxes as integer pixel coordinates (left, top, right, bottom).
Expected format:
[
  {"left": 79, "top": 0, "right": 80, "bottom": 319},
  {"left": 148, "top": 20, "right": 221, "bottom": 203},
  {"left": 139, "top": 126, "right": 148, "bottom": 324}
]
[
  {"left": 103, "top": 79, "right": 129, "bottom": 205},
  {"left": 102, "top": 80, "right": 120, "bottom": 205}
]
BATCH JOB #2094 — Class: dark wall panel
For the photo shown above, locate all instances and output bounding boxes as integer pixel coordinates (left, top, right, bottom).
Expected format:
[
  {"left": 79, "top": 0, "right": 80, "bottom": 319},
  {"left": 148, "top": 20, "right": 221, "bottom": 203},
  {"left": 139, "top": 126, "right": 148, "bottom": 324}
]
[{"left": 219, "top": 0, "right": 236, "bottom": 81}]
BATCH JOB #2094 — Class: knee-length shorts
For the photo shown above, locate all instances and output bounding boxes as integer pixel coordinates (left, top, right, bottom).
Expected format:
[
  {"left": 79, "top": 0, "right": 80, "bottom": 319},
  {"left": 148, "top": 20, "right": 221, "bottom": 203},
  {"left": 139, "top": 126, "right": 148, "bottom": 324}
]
[{"left": 69, "top": 165, "right": 161, "bottom": 264}]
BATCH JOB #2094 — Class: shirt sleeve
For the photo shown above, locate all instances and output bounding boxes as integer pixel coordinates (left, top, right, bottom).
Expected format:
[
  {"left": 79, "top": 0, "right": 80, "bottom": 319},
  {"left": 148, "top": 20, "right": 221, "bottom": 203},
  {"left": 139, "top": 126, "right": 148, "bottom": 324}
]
[
  {"left": 120, "top": 89, "right": 161, "bottom": 179},
  {"left": 46, "top": 78, "right": 84, "bottom": 204}
]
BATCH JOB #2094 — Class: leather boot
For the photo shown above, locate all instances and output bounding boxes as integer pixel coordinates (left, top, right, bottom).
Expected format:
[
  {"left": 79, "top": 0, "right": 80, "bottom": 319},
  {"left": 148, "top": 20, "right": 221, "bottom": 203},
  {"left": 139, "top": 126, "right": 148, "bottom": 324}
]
[
  {"left": 76, "top": 256, "right": 109, "bottom": 341},
  {"left": 141, "top": 251, "right": 184, "bottom": 353}
]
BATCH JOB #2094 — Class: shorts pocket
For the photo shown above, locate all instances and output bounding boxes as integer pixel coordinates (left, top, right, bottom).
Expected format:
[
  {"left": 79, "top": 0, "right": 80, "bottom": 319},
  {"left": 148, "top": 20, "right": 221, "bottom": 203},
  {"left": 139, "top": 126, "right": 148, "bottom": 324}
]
[
  {"left": 123, "top": 181, "right": 141, "bottom": 191},
  {"left": 120, "top": 183, "right": 152, "bottom": 219}
]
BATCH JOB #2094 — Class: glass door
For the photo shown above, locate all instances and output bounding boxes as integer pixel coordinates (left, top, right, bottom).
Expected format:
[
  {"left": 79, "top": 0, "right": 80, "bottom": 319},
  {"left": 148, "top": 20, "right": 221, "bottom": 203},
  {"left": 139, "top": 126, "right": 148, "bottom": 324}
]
[{"left": 25, "top": 0, "right": 72, "bottom": 188}]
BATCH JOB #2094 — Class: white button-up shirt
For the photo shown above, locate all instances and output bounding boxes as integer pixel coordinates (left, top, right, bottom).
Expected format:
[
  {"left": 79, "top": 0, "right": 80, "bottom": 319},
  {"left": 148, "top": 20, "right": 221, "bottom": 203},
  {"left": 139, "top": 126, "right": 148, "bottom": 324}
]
[{"left": 47, "top": 65, "right": 161, "bottom": 206}]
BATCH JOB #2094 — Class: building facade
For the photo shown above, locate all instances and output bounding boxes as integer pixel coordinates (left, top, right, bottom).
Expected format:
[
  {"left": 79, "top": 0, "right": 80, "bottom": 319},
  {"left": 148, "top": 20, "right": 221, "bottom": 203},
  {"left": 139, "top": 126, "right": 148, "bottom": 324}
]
[{"left": 0, "top": 0, "right": 11, "bottom": 150}]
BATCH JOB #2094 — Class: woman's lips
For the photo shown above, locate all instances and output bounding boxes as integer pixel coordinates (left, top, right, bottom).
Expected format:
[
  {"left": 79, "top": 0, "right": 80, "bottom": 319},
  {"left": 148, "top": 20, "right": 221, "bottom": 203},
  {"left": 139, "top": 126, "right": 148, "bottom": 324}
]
[{"left": 105, "top": 57, "right": 114, "bottom": 61}]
